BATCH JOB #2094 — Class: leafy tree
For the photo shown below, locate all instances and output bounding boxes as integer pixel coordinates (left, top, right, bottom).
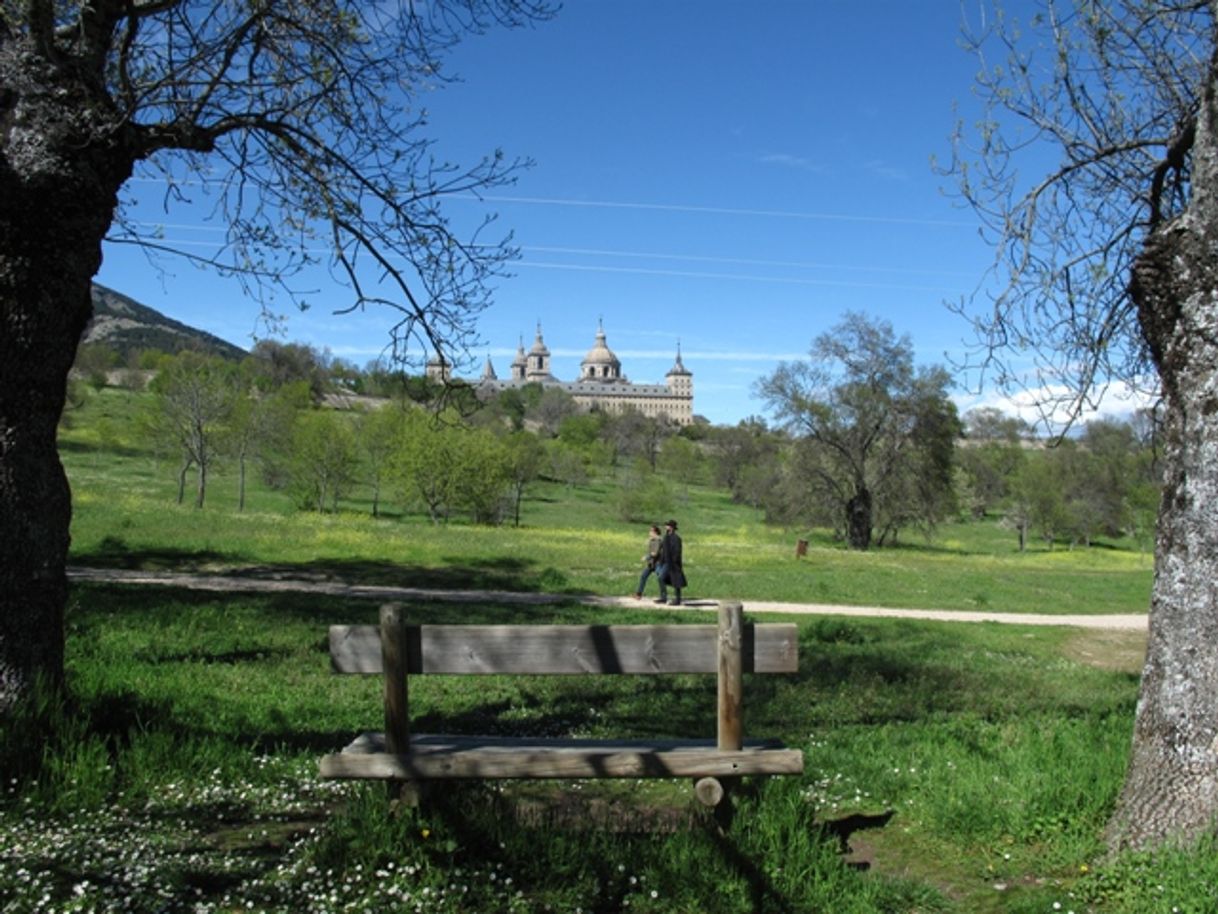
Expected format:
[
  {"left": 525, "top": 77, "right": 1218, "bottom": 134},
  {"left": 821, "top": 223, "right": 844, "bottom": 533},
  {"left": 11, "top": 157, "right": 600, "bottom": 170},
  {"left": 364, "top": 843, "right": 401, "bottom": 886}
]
[
  {"left": 604, "top": 409, "right": 667, "bottom": 470},
  {"left": 963, "top": 407, "right": 1028, "bottom": 443},
  {"left": 756, "top": 312, "right": 957, "bottom": 549},
  {"left": 493, "top": 387, "right": 529, "bottom": 431},
  {"left": 556, "top": 411, "right": 612, "bottom": 473},
  {"left": 958, "top": 408, "right": 1029, "bottom": 518},
  {"left": 73, "top": 341, "right": 121, "bottom": 388},
  {"left": 253, "top": 381, "right": 313, "bottom": 492},
  {"left": 249, "top": 341, "right": 331, "bottom": 403},
  {"left": 451, "top": 428, "right": 511, "bottom": 524},
  {"left": 355, "top": 406, "right": 407, "bottom": 518},
  {"left": 872, "top": 385, "right": 961, "bottom": 545},
  {"left": 503, "top": 431, "right": 545, "bottom": 527},
  {"left": 545, "top": 440, "right": 589, "bottom": 489},
  {"left": 616, "top": 460, "right": 674, "bottom": 524},
  {"left": 1078, "top": 419, "right": 1141, "bottom": 539},
  {"left": 529, "top": 387, "right": 579, "bottom": 437},
  {"left": 221, "top": 385, "right": 258, "bottom": 512},
  {"left": 0, "top": 1, "right": 551, "bottom": 711},
  {"left": 1017, "top": 450, "right": 1071, "bottom": 548},
  {"left": 708, "top": 418, "right": 781, "bottom": 499},
  {"left": 136, "top": 349, "right": 173, "bottom": 372},
  {"left": 148, "top": 352, "right": 234, "bottom": 508},
  {"left": 328, "top": 357, "right": 364, "bottom": 394},
  {"left": 657, "top": 435, "right": 706, "bottom": 490},
  {"left": 220, "top": 359, "right": 301, "bottom": 512},
  {"left": 289, "top": 410, "right": 359, "bottom": 513},
  {"left": 390, "top": 413, "right": 461, "bottom": 524},
  {"left": 360, "top": 362, "right": 412, "bottom": 401},
  {"left": 947, "top": 0, "right": 1218, "bottom": 848}
]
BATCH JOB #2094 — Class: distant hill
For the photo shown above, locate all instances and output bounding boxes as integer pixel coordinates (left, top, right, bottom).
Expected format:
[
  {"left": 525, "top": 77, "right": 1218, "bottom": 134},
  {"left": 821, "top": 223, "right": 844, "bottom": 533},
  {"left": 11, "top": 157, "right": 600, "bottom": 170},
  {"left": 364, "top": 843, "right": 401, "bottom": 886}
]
[{"left": 84, "top": 283, "right": 248, "bottom": 361}]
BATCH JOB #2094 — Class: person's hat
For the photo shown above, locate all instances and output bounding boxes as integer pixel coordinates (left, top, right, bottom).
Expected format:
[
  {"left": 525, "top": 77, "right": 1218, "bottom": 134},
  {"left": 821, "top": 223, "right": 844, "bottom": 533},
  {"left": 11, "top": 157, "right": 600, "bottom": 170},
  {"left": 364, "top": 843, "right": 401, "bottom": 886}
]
[{"left": 665, "top": 519, "right": 678, "bottom": 529}]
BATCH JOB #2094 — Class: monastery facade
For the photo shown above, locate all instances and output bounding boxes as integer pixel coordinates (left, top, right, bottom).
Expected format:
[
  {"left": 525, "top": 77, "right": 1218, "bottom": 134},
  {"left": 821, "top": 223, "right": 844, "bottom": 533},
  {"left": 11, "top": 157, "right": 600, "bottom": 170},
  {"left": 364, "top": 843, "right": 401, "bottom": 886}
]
[{"left": 428, "top": 323, "right": 694, "bottom": 426}]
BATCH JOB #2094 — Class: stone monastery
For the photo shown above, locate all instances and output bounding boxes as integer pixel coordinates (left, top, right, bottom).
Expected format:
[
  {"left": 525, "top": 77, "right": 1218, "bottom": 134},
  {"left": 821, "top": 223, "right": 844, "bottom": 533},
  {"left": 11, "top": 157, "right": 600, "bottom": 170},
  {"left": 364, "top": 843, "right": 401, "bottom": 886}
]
[{"left": 427, "top": 322, "right": 694, "bottom": 426}]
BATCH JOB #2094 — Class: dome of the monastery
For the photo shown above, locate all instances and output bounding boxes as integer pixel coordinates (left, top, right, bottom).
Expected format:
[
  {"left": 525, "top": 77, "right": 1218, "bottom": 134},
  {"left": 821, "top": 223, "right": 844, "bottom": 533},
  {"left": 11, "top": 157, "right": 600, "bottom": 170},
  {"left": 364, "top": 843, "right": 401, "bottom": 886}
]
[
  {"left": 583, "top": 328, "right": 619, "bottom": 366},
  {"left": 581, "top": 324, "right": 622, "bottom": 380}
]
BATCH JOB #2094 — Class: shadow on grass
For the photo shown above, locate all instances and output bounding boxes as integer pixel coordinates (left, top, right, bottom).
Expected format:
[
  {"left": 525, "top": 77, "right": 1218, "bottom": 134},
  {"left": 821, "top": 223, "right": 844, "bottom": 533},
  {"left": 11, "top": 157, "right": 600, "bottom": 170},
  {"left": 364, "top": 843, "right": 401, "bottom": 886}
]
[
  {"left": 68, "top": 582, "right": 599, "bottom": 627},
  {"left": 410, "top": 778, "right": 868, "bottom": 914},
  {"left": 58, "top": 438, "right": 153, "bottom": 460},
  {"left": 79, "top": 536, "right": 235, "bottom": 570},
  {"left": 72, "top": 541, "right": 577, "bottom": 593}
]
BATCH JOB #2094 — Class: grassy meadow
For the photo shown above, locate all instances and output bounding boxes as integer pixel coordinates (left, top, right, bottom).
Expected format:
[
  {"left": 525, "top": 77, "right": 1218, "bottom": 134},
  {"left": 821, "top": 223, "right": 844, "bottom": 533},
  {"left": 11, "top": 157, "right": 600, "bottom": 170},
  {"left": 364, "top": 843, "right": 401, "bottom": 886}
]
[
  {"left": 5, "top": 387, "right": 1212, "bottom": 913},
  {"left": 63, "top": 388, "right": 1151, "bottom": 616}
]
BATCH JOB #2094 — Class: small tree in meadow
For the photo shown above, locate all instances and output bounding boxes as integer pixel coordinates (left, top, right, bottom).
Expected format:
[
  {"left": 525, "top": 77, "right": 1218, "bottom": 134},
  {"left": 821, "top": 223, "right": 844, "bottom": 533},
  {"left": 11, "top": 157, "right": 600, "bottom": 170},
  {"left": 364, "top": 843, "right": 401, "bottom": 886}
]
[
  {"left": 356, "top": 405, "right": 407, "bottom": 518},
  {"left": 503, "top": 431, "right": 546, "bottom": 527},
  {"left": 289, "top": 411, "right": 358, "bottom": 513},
  {"left": 616, "top": 460, "right": 674, "bottom": 523},
  {"left": 149, "top": 352, "right": 235, "bottom": 508},
  {"left": 452, "top": 429, "right": 513, "bottom": 524}
]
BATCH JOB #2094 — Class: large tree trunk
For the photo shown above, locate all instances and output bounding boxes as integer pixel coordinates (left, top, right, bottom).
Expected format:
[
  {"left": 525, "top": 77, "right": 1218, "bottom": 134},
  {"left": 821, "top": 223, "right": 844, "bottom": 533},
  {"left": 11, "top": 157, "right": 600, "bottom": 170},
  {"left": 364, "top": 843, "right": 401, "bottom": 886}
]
[
  {"left": 0, "top": 39, "right": 131, "bottom": 711},
  {"left": 1107, "top": 53, "right": 1218, "bottom": 850}
]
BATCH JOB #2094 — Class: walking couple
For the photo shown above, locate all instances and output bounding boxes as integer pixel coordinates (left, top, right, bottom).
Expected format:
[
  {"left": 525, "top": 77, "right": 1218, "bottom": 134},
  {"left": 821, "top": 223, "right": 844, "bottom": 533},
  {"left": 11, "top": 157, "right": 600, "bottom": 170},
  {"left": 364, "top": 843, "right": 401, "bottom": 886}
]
[{"left": 634, "top": 519, "right": 687, "bottom": 605}]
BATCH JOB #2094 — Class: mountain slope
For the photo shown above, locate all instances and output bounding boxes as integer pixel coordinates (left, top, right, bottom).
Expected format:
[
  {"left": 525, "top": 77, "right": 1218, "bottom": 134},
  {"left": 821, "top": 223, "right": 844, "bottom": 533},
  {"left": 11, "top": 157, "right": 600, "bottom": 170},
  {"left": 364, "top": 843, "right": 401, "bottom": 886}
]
[{"left": 84, "top": 283, "right": 248, "bottom": 361}]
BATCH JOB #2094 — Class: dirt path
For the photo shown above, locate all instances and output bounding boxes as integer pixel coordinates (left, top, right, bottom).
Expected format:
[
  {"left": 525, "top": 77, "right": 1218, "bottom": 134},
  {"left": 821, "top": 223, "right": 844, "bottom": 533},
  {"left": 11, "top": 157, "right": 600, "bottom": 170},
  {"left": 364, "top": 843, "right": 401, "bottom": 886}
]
[{"left": 68, "top": 566, "right": 1148, "bottom": 630}]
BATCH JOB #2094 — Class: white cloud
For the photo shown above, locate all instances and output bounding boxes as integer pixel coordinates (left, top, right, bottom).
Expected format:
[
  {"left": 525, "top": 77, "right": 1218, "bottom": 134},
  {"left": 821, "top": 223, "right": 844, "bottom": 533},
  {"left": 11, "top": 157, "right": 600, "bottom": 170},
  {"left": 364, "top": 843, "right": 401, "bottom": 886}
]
[
  {"left": 759, "top": 152, "right": 826, "bottom": 173},
  {"left": 955, "top": 379, "right": 1158, "bottom": 431}
]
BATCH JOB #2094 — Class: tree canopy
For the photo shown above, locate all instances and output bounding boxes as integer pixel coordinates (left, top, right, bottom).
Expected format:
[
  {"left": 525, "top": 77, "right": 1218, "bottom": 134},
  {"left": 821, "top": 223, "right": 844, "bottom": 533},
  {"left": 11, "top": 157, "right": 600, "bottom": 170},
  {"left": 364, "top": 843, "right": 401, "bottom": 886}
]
[
  {"left": 756, "top": 312, "right": 959, "bottom": 549},
  {"left": 945, "top": 0, "right": 1213, "bottom": 422},
  {"left": 0, "top": 0, "right": 553, "bottom": 711}
]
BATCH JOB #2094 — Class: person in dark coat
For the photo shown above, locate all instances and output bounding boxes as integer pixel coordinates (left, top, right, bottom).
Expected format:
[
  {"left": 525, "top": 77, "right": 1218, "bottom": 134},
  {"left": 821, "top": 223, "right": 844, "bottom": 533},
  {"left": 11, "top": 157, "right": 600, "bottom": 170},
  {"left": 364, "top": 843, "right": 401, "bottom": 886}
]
[{"left": 655, "top": 519, "right": 687, "bottom": 605}]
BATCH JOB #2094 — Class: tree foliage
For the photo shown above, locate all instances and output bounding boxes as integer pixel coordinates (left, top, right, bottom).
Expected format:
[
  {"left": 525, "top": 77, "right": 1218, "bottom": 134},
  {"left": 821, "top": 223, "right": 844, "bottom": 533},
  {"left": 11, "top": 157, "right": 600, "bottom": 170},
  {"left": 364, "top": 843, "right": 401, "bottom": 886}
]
[
  {"left": 288, "top": 410, "right": 358, "bottom": 513},
  {"left": 148, "top": 351, "right": 235, "bottom": 508},
  {"left": 756, "top": 313, "right": 959, "bottom": 549}
]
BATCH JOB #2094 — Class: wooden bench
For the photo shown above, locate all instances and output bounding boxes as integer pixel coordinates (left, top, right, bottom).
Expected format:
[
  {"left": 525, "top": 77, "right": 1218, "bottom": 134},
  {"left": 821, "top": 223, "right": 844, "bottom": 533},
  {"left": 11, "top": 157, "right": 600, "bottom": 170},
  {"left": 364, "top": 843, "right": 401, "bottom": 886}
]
[{"left": 320, "top": 602, "right": 803, "bottom": 806}]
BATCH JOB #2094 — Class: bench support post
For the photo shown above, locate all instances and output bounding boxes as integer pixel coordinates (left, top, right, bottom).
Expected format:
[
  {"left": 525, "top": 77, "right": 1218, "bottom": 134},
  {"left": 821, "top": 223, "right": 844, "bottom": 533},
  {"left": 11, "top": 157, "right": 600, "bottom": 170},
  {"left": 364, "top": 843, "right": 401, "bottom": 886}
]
[
  {"left": 714, "top": 602, "right": 745, "bottom": 826},
  {"left": 381, "top": 603, "right": 419, "bottom": 807},
  {"left": 717, "top": 602, "right": 743, "bottom": 751}
]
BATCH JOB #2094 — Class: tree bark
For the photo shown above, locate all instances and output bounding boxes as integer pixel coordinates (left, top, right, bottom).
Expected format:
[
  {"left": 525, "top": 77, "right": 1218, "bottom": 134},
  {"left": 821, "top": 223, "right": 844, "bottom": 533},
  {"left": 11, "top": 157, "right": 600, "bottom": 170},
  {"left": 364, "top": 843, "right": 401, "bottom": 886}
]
[
  {"left": 196, "top": 456, "right": 207, "bottom": 510},
  {"left": 845, "top": 487, "right": 872, "bottom": 550},
  {"left": 1107, "top": 47, "right": 1218, "bottom": 849},
  {"left": 0, "top": 35, "right": 132, "bottom": 711},
  {"left": 177, "top": 461, "right": 190, "bottom": 505}
]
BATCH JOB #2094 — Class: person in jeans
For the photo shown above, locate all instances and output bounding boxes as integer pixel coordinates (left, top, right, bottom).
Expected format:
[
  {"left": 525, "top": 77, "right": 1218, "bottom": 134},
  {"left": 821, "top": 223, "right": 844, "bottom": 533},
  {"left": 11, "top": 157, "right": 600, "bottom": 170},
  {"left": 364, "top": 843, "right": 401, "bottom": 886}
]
[
  {"left": 634, "top": 524, "right": 662, "bottom": 599},
  {"left": 655, "top": 518, "right": 687, "bottom": 606}
]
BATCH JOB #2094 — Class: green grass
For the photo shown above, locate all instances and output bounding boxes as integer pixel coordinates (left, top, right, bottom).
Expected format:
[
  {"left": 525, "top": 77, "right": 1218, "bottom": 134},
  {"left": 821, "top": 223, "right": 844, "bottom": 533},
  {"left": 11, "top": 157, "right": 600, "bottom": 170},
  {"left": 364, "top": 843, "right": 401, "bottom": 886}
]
[
  {"left": 4, "top": 386, "right": 1196, "bottom": 912},
  {"left": 1, "top": 586, "right": 1152, "bottom": 912},
  {"left": 59, "top": 389, "right": 1152, "bottom": 616}
]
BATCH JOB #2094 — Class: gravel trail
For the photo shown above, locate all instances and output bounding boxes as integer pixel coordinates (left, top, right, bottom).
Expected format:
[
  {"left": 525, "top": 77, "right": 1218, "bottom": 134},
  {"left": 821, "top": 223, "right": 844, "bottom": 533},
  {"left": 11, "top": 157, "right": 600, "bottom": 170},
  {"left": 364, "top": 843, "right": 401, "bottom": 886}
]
[{"left": 68, "top": 566, "right": 1147, "bottom": 630}]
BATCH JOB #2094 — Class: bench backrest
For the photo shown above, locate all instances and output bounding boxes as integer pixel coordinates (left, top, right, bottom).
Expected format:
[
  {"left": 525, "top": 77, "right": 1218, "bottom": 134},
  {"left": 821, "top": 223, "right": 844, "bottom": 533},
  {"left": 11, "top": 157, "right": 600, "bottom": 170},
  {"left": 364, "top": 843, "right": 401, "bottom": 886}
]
[
  {"left": 330, "top": 621, "right": 799, "bottom": 675},
  {"left": 331, "top": 602, "right": 798, "bottom": 759}
]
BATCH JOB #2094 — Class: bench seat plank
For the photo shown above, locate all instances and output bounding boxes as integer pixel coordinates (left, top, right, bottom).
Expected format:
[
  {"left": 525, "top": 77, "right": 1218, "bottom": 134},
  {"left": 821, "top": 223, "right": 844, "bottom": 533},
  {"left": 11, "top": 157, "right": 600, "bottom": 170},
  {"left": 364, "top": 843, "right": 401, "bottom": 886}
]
[
  {"left": 320, "top": 732, "right": 806, "bottom": 780},
  {"left": 330, "top": 622, "right": 799, "bottom": 675}
]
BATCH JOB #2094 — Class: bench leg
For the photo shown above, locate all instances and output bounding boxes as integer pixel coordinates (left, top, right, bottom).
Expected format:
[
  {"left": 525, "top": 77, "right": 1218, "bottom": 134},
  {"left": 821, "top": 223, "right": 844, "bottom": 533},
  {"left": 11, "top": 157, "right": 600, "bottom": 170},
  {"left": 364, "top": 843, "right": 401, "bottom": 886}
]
[
  {"left": 712, "top": 778, "right": 739, "bottom": 833},
  {"left": 694, "top": 776, "right": 725, "bottom": 808},
  {"left": 388, "top": 779, "right": 422, "bottom": 811}
]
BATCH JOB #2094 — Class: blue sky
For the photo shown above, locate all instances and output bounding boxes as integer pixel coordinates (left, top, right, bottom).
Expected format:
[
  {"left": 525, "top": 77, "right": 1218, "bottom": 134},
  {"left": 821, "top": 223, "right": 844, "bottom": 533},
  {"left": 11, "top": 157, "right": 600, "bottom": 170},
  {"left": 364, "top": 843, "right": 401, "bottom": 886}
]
[{"left": 95, "top": 1, "right": 1148, "bottom": 427}]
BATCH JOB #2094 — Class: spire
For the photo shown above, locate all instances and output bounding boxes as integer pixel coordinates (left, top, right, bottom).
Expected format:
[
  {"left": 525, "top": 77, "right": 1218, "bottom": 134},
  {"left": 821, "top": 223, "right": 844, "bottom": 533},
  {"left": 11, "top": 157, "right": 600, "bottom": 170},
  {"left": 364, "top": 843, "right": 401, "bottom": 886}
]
[
  {"left": 667, "top": 339, "right": 690, "bottom": 376},
  {"left": 526, "top": 321, "right": 552, "bottom": 379}
]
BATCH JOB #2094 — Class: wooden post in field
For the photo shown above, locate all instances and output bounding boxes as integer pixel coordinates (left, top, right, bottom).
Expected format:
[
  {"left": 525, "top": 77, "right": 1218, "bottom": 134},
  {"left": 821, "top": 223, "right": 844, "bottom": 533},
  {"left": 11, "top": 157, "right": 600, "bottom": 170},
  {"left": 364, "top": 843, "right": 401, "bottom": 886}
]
[
  {"left": 380, "top": 603, "right": 417, "bottom": 807},
  {"left": 717, "top": 601, "right": 744, "bottom": 751},
  {"left": 706, "top": 602, "right": 744, "bottom": 824}
]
